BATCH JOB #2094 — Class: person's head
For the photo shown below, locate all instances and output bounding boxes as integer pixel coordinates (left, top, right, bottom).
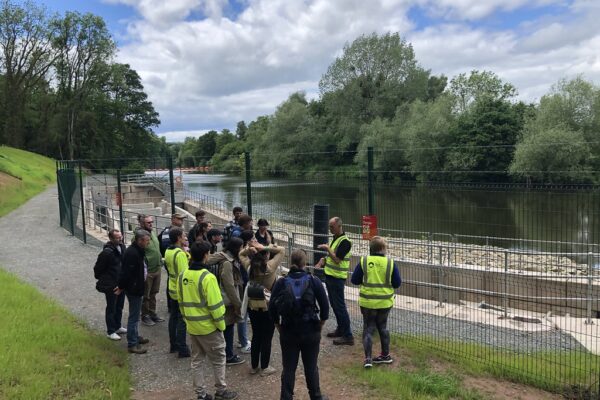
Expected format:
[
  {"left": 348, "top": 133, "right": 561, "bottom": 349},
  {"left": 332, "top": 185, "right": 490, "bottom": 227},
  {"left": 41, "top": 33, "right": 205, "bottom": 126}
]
[
  {"left": 108, "top": 228, "right": 122, "bottom": 245},
  {"left": 225, "top": 237, "right": 243, "bottom": 258},
  {"left": 257, "top": 218, "right": 269, "bottom": 232},
  {"left": 137, "top": 214, "right": 145, "bottom": 226},
  {"left": 171, "top": 213, "right": 186, "bottom": 227},
  {"left": 329, "top": 216, "right": 343, "bottom": 236},
  {"left": 134, "top": 229, "right": 151, "bottom": 249},
  {"left": 291, "top": 249, "right": 307, "bottom": 269},
  {"left": 190, "top": 241, "right": 211, "bottom": 263},
  {"left": 238, "top": 214, "right": 253, "bottom": 230},
  {"left": 249, "top": 250, "right": 269, "bottom": 279},
  {"left": 370, "top": 236, "right": 387, "bottom": 255},
  {"left": 141, "top": 215, "right": 154, "bottom": 232},
  {"left": 207, "top": 228, "right": 222, "bottom": 244},
  {"left": 240, "top": 229, "right": 254, "bottom": 245},
  {"left": 169, "top": 226, "right": 185, "bottom": 246},
  {"left": 195, "top": 209, "right": 206, "bottom": 224},
  {"left": 195, "top": 222, "right": 209, "bottom": 242},
  {"left": 207, "top": 221, "right": 213, "bottom": 230},
  {"left": 232, "top": 206, "right": 243, "bottom": 221}
]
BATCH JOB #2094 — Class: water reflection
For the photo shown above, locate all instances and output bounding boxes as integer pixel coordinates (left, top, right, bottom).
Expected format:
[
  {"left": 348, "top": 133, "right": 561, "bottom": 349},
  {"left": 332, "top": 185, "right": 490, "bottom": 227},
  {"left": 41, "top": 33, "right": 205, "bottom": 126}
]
[{"left": 184, "top": 174, "right": 599, "bottom": 252}]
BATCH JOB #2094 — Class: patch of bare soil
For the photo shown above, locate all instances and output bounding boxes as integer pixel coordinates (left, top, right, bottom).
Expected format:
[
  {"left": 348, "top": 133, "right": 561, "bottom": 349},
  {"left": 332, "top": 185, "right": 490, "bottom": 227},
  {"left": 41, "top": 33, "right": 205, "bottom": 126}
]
[
  {"left": 0, "top": 171, "right": 21, "bottom": 188},
  {"left": 461, "top": 376, "right": 563, "bottom": 400}
]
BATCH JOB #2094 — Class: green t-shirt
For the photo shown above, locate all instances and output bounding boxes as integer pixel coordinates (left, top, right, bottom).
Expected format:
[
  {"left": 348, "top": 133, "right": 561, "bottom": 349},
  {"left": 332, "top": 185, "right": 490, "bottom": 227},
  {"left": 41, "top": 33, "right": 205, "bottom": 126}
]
[{"left": 144, "top": 231, "right": 162, "bottom": 272}]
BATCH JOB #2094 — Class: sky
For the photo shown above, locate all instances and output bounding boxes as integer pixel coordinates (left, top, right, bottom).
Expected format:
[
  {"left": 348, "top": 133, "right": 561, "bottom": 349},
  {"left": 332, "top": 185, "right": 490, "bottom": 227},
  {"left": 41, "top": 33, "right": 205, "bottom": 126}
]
[{"left": 41, "top": 0, "right": 600, "bottom": 142}]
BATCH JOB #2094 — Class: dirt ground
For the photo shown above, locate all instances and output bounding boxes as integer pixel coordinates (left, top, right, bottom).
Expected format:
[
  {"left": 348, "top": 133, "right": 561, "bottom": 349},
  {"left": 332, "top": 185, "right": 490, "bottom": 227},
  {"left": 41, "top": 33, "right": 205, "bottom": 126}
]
[{"left": 132, "top": 332, "right": 565, "bottom": 400}]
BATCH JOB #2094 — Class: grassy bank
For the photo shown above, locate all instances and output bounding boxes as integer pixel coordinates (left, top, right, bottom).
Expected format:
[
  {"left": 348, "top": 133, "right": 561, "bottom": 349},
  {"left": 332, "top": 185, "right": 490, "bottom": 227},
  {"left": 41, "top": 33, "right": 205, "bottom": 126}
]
[
  {"left": 0, "top": 268, "right": 130, "bottom": 399},
  {"left": 0, "top": 146, "right": 56, "bottom": 217},
  {"left": 339, "top": 335, "right": 599, "bottom": 399}
]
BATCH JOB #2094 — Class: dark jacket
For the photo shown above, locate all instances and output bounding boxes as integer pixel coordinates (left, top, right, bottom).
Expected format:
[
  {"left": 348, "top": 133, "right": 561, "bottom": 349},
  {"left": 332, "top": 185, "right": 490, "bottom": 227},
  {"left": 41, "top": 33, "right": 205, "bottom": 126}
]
[
  {"left": 118, "top": 242, "right": 147, "bottom": 296},
  {"left": 94, "top": 241, "right": 126, "bottom": 293},
  {"left": 269, "top": 267, "right": 329, "bottom": 333}
]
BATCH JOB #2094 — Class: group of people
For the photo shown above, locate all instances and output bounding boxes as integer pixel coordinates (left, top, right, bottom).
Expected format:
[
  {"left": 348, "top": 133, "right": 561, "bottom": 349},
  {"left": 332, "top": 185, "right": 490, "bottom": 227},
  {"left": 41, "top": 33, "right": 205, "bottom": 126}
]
[{"left": 93, "top": 207, "right": 401, "bottom": 400}]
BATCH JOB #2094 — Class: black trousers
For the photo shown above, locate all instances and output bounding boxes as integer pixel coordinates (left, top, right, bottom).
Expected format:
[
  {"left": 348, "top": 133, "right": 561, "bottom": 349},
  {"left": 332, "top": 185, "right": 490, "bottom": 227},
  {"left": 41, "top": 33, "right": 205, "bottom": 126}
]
[
  {"left": 360, "top": 306, "right": 391, "bottom": 359},
  {"left": 279, "top": 327, "right": 323, "bottom": 400},
  {"left": 248, "top": 309, "right": 275, "bottom": 369}
]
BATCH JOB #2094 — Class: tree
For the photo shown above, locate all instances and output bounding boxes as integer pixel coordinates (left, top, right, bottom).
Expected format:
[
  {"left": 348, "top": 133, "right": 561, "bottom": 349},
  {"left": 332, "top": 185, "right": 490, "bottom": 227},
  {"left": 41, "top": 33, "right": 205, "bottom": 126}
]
[
  {"left": 51, "top": 11, "right": 115, "bottom": 159},
  {"left": 449, "top": 70, "right": 517, "bottom": 113},
  {"left": 446, "top": 99, "right": 527, "bottom": 182},
  {"left": 0, "top": 0, "right": 57, "bottom": 147},
  {"left": 319, "top": 32, "right": 422, "bottom": 94},
  {"left": 399, "top": 95, "right": 455, "bottom": 182},
  {"left": 235, "top": 120, "right": 247, "bottom": 141},
  {"left": 510, "top": 77, "right": 600, "bottom": 183},
  {"left": 510, "top": 125, "right": 590, "bottom": 183}
]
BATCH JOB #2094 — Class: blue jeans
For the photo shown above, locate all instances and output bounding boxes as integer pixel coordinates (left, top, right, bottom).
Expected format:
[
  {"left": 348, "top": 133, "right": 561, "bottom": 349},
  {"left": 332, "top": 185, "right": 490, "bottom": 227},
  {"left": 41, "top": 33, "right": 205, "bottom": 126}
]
[
  {"left": 224, "top": 324, "right": 235, "bottom": 360},
  {"left": 126, "top": 294, "right": 143, "bottom": 347},
  {"left": 325, "top": 276, "right": 352, "bottom": 338},
  {"left": 104, "top": 291, "right": 125, "bottom": 334},
  {"left": 237, "top": 317, "right": 249, "bottom": 348},
  {"left": 168, "top": 295, "right": 188, "bottom": 354}
]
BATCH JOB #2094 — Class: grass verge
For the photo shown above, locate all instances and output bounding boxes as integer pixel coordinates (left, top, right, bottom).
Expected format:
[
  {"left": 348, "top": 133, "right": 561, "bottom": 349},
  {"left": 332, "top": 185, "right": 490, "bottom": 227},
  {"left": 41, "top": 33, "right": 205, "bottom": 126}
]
[
  {"left": 340, "top": 335, "right": 600, "bottom": 399},
  {"left": 0, "top": 146, "right": 56, "bottom": 217},
  {"left": 0, "top": 268, "right": 130, "bottom": 399}
]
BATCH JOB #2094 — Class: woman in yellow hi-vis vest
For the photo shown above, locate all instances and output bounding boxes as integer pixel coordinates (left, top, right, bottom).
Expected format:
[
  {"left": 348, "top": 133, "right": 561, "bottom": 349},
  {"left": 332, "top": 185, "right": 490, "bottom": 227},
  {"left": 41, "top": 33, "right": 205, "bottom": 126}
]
[
  {"left": 351, "top": 236, "right": 401, "bottom": 368},
  {"left": 315, "top": 216, "right": 354, "bottom": 345}
]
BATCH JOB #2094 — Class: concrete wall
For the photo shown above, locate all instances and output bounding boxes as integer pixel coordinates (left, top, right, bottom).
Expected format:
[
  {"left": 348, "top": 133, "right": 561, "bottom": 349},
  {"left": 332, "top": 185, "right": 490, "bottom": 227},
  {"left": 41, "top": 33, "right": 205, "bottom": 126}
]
[{"left": 398, "top": 260, "right": 599, "bottom": 318}]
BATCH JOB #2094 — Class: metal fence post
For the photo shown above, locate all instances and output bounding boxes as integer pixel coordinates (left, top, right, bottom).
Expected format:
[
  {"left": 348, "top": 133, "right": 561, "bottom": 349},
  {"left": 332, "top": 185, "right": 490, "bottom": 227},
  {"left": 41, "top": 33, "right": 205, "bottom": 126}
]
[
  {"left": 367, "top": 146, "right": 374, "bottom": 215},
  {"left": 245, "top": 152, "right": 252, "bottom": 217},
  {"left": 168, "top": 155, "right": 176, "bottom": 215},
  {"left": 78, "top": 160, "right": 87, "bottom": 244},
  {"left": 504, "top": 250, "right": 509, "bottom": 318},
  {"left": 586, "top": 252, "right": 594, "bottom": 325},
  {"left": 116, "top": 168, "right": 125, "bottom": 238},
  {"left": 437, "top": 245, "right": 444, "bottom": 308}
]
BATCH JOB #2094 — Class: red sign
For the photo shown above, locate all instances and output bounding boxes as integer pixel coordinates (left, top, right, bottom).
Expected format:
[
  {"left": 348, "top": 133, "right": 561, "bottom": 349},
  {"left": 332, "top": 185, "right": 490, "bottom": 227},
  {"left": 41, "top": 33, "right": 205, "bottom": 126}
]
[
  {"left": 115, "top": 192, "right": 122, "bottom": 207},
  {"left": 362, "top": 215, "right": 378, "bottom": 240}
]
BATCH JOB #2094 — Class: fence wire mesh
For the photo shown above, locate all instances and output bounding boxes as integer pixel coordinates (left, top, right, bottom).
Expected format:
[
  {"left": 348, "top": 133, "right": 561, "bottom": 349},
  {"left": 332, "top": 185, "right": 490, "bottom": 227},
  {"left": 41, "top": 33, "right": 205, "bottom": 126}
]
[{"left": 57, "top": 155, "right": 600, "bottom": 398}]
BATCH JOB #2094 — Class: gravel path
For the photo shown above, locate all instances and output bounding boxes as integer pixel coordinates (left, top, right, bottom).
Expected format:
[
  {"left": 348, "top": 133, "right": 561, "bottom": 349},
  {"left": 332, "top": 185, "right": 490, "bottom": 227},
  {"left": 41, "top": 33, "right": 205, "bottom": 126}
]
[{"left": 0, "top": 187, "right": 587, "bottom": 400}]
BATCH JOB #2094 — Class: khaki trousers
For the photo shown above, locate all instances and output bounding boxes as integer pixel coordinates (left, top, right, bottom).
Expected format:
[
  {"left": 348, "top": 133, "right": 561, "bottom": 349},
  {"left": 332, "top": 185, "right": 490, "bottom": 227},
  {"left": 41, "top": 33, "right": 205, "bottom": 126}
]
[
  {"left": 142, "top": 270, "right": 161, "bottom": 316},
  {"left": 190, "top": 329, "right": 227, "bottom": 397}
]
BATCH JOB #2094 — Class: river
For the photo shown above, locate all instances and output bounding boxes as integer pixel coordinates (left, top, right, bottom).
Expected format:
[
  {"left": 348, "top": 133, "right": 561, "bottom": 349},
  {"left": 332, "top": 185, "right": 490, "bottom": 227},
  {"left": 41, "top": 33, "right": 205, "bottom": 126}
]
[{"left": 182, "top": 173, "right": 600, "bottom": 253}]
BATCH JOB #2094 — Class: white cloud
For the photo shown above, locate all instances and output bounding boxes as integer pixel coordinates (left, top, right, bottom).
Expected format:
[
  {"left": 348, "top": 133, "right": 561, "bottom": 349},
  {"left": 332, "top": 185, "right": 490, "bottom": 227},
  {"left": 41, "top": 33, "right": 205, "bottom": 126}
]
[
  {"left": 107, "top": 0, "right": 600, "bottom": 140},
  {"left": 158, "top": 129, "right": 209, "bottom": 142}
]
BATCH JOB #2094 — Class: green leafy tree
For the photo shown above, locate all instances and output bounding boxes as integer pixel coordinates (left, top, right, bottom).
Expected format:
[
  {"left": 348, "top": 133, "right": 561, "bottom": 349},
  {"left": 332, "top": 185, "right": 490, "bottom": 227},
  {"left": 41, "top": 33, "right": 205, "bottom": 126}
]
[
  {"left": 399, "top": 95, "right": 455, "bottom": 182},
  {"left": 449, "top": 70, "right": 517, "bottom": 113},
  {"left": 510, "top": 125, "right": 590, "bottom": 183},
  {"left": 510, "top": 77, "right": 600, "bottom": 183},
  {"left": 51, "top": 11, "right": 115, "bottom": 159},
  {"left": 446, "top": 99, "right": 527, "bottom": 182},
  {"left": 0, "top": 0, "right": 57, "bottom": 148}
]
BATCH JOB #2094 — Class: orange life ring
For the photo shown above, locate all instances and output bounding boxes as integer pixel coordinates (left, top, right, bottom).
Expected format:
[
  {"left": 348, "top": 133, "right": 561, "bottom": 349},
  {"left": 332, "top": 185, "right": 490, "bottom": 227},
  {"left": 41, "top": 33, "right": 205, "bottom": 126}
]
[{"left": 175, "top": 176, "right": 182, "bottom": 184}]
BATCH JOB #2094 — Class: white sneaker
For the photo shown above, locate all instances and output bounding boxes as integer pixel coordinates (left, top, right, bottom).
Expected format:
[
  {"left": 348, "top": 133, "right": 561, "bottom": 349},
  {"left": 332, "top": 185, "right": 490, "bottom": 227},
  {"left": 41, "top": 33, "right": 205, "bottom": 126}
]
[
  {"left": 240, "top": 344, "right": 251, "bottom": 354},
  {"left": 260, "top": 366, "right": 276, "bottom": 376},
  {"left": 116, "top": 327, "right": 127, "bottom": 334},
  {"left": 107, "top": 333, "right": 121, "bottom": 340},
  {"left": 249, "top": 367, "right": 260, "bottom": 375}
]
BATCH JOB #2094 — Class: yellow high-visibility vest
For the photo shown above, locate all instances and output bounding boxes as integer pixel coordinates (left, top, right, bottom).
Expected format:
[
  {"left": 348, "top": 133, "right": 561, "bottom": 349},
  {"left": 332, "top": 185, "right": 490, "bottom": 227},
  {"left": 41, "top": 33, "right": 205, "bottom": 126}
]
[
  {"left": 178, "top": 268, "right": 226, "bottom": 335},
  {"left": 164, "top": 247, "right": 189, "bottom": 301},
  {"left": 324, "top": 234, "right": 351, "bottom": 279},
  {"left": 358, "top": 255, "right": 395, "bottom": 309}
]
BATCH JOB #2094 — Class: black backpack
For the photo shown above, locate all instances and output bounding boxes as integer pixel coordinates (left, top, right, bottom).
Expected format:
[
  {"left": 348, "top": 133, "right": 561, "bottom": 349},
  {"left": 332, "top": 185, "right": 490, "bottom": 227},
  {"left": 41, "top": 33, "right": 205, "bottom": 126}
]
[{"left": 272, "top": 274, "right": 319, "bottom": 326}]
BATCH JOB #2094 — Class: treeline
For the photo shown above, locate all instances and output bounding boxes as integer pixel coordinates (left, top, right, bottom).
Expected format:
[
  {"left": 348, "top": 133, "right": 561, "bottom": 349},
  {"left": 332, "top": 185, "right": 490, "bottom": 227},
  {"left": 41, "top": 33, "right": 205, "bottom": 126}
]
[
  {"left": 0, "top": 0, "right": 166, "bottom": 165},
  {"left": 175, "top": 32, "right": 600, "bottom": 184}
]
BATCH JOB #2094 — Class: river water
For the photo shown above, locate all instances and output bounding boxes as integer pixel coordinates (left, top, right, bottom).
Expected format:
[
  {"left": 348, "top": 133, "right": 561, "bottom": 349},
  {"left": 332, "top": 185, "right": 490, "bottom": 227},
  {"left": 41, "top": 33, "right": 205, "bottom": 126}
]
[{"left": 183, "top": 173, "right": 600, "bottom": 253}]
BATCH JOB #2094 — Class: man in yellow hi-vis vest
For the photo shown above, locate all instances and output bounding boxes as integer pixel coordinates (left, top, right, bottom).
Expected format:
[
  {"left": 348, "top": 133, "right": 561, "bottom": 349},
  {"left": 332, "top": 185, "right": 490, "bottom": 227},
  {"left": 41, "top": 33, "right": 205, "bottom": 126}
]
[
  {"left": 351, "top": 236, "right": 401, "bottom": 368},
  {"left": 179, "top": 241, "right": 238, "bottom": 400},
  {"left": 315, "top": 216, "right": 354, "bottom": 346},
  {"left": 165, "top": 227, "right": 191, "bottom": 357}
]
